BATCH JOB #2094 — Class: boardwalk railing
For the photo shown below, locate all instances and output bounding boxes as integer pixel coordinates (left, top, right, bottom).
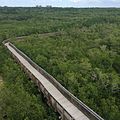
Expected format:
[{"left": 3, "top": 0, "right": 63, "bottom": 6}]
[{"left": 3, "top": 41, "right": 104, "bottom": 120}]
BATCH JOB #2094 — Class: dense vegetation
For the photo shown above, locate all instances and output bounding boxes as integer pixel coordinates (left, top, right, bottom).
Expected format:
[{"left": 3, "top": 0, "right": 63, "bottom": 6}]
[
  {"left": 0, "top": 42, "right": 58, "bottom": 120},
  {"left": 0, "top": 7, "right": 58, "bottom": 120},
  {"left": 0, "top": 7, "right": 120, "bottom": 120}
]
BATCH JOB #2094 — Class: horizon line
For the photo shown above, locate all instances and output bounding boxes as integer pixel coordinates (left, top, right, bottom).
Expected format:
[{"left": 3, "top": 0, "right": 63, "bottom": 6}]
[{"left": 0, "top": 6, "right": 120, "bottom": 8}]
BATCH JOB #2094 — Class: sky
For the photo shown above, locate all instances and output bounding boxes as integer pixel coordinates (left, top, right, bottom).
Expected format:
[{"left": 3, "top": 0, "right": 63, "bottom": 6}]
[{"left": 0, "top": 0, "right": 120, "bottom": 8}]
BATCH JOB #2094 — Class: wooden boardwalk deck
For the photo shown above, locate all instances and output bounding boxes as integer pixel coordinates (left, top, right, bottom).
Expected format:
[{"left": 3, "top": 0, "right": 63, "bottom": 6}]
[{"left": 4, "top": 42, "right": 104, "bottom": 120}]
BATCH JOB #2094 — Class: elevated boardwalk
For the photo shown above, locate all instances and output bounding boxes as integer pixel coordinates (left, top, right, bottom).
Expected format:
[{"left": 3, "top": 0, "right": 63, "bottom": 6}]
[{"left": 4, "top": 42, "right": 104, "bottom": 120}]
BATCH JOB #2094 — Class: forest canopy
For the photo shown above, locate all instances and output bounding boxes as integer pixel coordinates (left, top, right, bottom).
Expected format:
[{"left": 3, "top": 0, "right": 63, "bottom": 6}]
[{"left": 0, "top": 7, "right": 120, "bottom": 120}]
